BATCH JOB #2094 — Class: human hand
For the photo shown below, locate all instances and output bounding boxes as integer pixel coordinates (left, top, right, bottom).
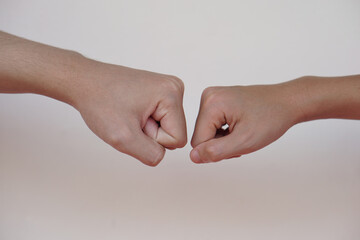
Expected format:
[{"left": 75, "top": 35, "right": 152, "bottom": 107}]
[
  {"left": 71, "top": 60, "right": 187, "bottom": 166},
  {"left": 190, "top": 83, "right": 302, "bottom": 163},
  {"left": 0, "top": 31, "right": 187, "bottom": 166},
  {"left": 3, "top": 32, "right": 359, "bottom": 166}
]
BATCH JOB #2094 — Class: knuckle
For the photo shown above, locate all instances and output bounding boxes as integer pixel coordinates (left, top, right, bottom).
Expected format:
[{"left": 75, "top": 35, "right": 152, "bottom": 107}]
[
  {"left": 203, "top": 144, "right": 219, "bottom": 162},
  {"left": 107, "top": 133, "right": 121, "bottom": 148},
  {"left": 206, "top": 106, "right": 220, "bottom": 119},
  {"left": 201, "top": 87, "right": 222, "bottom": 105},
  {"left": 175, "top": 135, "right": 188, "bottom": 148},
  {"left": 107, "top": 128, "right": 134, "bottom": 151},
  {"left": 146, "top": 149, "right": 165, "bottom": 167},
  {"left": 136, "top": 140, "right": 165, "bottom": 166},
  {"left": 163, "top": 75, "right": 184, "bottom": 94},
  {"left": 202, "top": 86, "right": 217, "bottom": 98},
  {"left": 190, "top": 138, "right": 198, "bottom": 148},
  {"left": 170, "top": 75, "right": 185, "bottom": 91},
  {"left": 164, "top": 135, "right": 187, "bottom": 149}
]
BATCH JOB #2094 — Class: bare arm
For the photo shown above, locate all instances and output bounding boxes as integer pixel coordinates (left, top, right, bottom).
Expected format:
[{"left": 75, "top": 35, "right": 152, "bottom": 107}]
[
  {"left": 0, "top": 31, "right": 187, "bottom": 166},
  {"left": 190, "top": 75, "right": 360, "bottom": 163},
  {"left": 0, "top": 31, "right": 83, "bottom": 104},
  {"left": 289, "top": 75, "right": 360, "bottom": 121}
]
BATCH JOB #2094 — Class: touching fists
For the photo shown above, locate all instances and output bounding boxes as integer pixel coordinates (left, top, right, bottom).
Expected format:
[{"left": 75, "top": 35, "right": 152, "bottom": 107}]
[{"left": 2, "top": 32, "right": 359, "bottom": 167}]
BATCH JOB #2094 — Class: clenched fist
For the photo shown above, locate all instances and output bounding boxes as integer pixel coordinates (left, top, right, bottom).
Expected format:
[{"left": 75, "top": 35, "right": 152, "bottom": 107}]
[
  {"left": 0, "top": 31, "right": 187, "bottom": 166},
  {"left": 74, "top": 62, "right": 187, "bottom": 166},
  {"left": 190, "top": 84, "right": 299, "bottom": 163},
  {"left": 190, "top": 76, "right": 360, "bottom": 163},
  {"left": 1, "top": 32, "right": 359, "bottom": 167}
]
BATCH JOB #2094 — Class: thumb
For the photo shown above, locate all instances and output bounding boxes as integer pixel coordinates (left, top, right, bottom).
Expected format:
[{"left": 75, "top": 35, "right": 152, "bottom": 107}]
[
  {"left": 115, "top": 125, "right": 165, "bottom": 167},
  {"left": 149, "top": 101, "right": 187, "bottom": 149},
  {"left": 190, "top": 131, "right": 242, "bottom": 163}
]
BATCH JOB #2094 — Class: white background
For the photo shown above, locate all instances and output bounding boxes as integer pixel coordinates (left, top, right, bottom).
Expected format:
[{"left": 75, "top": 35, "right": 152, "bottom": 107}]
[{"left": 1, "top": 0, "right": 360, "bottom": 239}]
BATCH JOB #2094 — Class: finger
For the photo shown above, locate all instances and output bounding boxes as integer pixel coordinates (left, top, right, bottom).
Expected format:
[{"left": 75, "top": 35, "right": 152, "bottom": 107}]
[
  {"left": 113, "top": 124, "right": 165, "bottom": 167},
  {"left": 152, "top": 99, "right": 187, "bottom": 149},
  {"left": 190, "top": 129, "right": 242, "bottom": 163},
  {"left": 143, "top": 117, "right": 159, "bottom": 140},
  {"left": 191, "top": 99, "right": 226, "bottom": 148},
  {"left": 143, "top": 117, "right": 177, "bottom": 150}
]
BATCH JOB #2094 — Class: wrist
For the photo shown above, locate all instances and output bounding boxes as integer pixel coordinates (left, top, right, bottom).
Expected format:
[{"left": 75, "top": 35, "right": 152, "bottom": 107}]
[
  {"left": 281, "top": 76, "right": 343, "bottom": 124},
  {"left": 39, "top": 50, "right": 103, "bottom": 110},
  {"left": 63, "top": 56, "right": 118, "bottom": 111},
  {"left": 53, "top": 52, "right": 93, "bottom": 108},
  {"left": 278, "top": 76, "right": 315, "bottom": 125}
]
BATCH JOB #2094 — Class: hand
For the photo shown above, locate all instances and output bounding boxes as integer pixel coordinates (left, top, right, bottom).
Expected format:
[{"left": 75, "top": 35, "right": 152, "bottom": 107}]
[
  {"left": 2, "top": 32, "right": 359, "bottom": 166},
  {"left": 0, "top": 31, "right": 187, "bottom": 166},
  {"left": 190, "top": 83, "right": 301, "bottom": 163},
  {"left": 72, "top": 61, "right": 187, "bottom": 166}
]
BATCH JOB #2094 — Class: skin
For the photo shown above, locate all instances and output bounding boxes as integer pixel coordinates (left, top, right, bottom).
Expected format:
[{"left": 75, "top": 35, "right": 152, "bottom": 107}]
[
  {"left": 190, "top": 75, "right": 360, "bottom": 163},
  {"left": 0, "top": 31, "right": 187, "bottom": 166},
  {"left": 1, "top": 32, "right": 359, "bottom": 166}
]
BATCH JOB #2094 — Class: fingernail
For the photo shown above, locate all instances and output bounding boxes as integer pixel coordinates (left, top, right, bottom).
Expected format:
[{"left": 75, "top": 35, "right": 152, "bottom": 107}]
[{"left": 191, "top": 149, "right": 201, "bottom": 163}]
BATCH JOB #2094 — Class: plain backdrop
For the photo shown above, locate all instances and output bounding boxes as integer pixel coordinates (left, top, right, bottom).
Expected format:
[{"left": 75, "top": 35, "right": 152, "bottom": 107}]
[{"left": 0, "top": 0, "right": 359, "bottom": 239}]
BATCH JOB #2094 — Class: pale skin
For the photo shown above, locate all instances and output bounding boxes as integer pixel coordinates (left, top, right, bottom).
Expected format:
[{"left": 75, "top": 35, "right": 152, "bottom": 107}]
[
  {"left": 1, "top": 32, "right": 359, "bottom": 166},
  {"left": 190, "top": 75, "right": 360, "bottom": 163},
  {"left": 0, "top": 31, "right": 187, "bottom": 166}
]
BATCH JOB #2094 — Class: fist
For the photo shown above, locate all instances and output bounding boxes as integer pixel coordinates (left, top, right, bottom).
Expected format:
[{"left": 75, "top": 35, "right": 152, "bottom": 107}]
[
  {"left": 73, "top": 60, "right": 187, "bottom": 166},
  {"left": 190, "top": 84, "right": 301, "bottom": 163}
]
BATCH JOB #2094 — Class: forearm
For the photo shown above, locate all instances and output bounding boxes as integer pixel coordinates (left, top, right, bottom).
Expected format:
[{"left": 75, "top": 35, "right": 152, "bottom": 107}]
[
  {"left": 0, "top": 31, "right": 87, "bottom": 106},
  {"left": 285, "top": 75, "right": 360, "bottom": 123}
]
